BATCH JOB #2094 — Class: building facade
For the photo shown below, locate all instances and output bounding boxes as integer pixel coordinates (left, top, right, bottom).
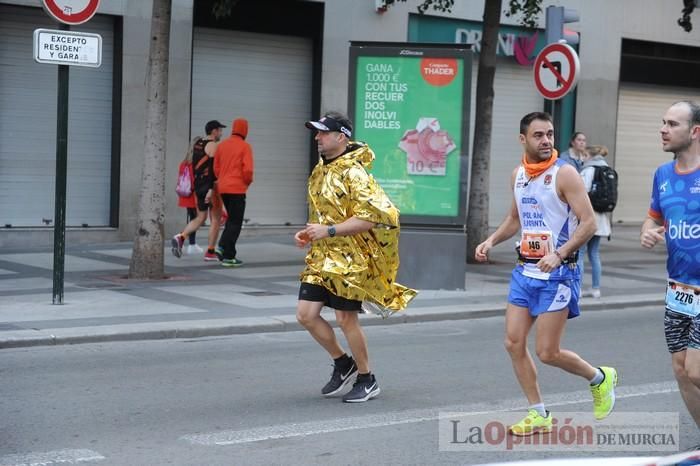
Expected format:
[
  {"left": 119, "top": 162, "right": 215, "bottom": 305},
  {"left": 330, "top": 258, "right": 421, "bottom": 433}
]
[{"left": 1, "top": 0, "right": 699, "bottom": 247}]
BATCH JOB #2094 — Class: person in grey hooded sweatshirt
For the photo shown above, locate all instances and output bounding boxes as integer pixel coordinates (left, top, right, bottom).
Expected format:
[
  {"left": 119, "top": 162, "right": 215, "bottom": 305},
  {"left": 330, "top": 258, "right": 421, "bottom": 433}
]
[{"left": 580, "top": 145, "right": 612, "bottom": 298}]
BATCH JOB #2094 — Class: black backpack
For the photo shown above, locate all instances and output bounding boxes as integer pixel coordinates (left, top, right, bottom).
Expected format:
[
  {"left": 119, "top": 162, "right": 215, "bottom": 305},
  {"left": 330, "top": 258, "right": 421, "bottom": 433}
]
[{"left": 588, "top": 165, "right": 618, "bottom": 213}]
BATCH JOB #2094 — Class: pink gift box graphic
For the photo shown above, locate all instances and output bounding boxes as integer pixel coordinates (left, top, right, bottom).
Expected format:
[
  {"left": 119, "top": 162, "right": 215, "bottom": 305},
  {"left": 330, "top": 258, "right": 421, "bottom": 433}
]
[{"left": 398, "top": 118, "right": 456, "bottom": 176}]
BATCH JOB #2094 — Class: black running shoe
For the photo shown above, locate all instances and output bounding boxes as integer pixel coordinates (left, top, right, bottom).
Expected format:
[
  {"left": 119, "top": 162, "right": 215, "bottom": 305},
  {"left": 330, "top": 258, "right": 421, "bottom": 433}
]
[
  {"left": 321, "top": 359, "right": 358, "bottom": 396},
  {"left": 342, "top": 374, "right": 380, "bottom": 403}
]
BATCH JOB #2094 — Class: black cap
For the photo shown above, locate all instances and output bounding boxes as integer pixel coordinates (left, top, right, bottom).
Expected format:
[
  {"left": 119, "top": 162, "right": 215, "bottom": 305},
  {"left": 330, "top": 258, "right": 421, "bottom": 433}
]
[
  {"left": 305, "top": 115, "right": 352, "bottom": 138},
  {"left": 205, "top": 120, "right": 226, "bottom": 134}
]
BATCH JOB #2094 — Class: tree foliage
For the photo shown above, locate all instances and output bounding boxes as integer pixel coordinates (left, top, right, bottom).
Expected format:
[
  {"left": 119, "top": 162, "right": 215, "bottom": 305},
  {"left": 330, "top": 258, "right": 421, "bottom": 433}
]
[
  {"left": 383, "top": 0, "right": 541, "bottom": 25},
  {"left": 504, "top": 0, "right": 541, "bottom": 28},
  {"left": 380, "top": 0, "right": 454, "bottom": 14}
]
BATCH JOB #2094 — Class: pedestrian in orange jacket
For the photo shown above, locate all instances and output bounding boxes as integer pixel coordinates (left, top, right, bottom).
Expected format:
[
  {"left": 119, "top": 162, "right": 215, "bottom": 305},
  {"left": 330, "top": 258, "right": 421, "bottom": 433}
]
[{"left": 214, "top": 118, "right": 254, "bottom": 267}]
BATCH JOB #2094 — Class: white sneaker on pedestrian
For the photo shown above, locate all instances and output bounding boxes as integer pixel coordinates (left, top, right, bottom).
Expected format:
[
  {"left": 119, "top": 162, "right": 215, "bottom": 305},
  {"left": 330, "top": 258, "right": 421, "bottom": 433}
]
[
  {"left": 187, "top": 244, "right": 203, "bottom": 255},
  {"left": 591, "top": 288, "right": 601, "bottom": 299}
]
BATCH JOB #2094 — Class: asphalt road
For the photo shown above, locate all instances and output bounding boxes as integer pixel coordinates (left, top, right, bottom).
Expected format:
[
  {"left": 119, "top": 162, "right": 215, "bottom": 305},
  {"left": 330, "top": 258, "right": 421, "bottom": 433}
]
[{"left": 1, "top": 305, "right": 698, "bottom": 466}]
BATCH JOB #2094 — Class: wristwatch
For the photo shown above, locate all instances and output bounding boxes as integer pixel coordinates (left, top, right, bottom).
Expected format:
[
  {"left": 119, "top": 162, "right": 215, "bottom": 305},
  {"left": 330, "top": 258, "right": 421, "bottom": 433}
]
[{"left": 327, "top": 225, "right": 336, "bottom": 238}]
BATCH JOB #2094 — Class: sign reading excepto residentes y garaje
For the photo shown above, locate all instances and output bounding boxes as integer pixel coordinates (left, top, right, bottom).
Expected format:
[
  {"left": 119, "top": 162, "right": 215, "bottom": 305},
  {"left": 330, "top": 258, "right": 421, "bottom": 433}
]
[{"left": 33, "top": 28, "right": 102, "bottom": 67}]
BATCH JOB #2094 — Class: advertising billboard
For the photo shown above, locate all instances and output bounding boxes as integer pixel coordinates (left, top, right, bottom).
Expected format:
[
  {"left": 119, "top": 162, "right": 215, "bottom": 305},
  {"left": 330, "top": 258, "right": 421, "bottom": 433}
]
[{"left": 348, "top": 42, "right": 472, "bottom": 226}]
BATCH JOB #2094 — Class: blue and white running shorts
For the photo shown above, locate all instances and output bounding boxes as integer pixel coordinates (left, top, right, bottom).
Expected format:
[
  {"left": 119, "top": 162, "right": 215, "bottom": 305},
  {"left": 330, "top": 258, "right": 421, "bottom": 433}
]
[{"left": 507, "top": 269, "right": 580, "bottom": 319}]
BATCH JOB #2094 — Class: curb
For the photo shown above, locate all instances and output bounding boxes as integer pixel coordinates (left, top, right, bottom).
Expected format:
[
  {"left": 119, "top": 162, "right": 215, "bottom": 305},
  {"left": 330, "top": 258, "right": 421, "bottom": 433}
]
[{"left": 0, "top": 296, "right": 665, "bottom": 350}]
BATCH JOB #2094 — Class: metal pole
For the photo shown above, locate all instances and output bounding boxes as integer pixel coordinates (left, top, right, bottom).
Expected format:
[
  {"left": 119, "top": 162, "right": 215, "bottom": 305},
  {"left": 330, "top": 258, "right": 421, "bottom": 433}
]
[
  {"left": 554, "top": 99, "right": 563, "bottom": 149},
  {"left": 52, "top": 23, "right": 69, "bottom": 305},
  {"left": 544, "top": 99, "right": 562, "bottom": 150}
]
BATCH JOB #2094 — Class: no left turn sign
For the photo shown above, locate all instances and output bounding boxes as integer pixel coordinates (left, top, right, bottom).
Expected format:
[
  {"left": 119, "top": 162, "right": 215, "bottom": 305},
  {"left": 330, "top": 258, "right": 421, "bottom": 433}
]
[
  {"left": 533, "top": 42, "right": 580, "bottom": 100},
  {"left": 42, "top": 0, "right": 101, "bottom": 25}
]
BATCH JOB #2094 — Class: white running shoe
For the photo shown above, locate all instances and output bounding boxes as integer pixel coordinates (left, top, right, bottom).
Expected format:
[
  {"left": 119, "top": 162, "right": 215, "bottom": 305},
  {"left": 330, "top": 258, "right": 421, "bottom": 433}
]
[{"left": 187, "top": 244, "right": 203, "bottom": 255}]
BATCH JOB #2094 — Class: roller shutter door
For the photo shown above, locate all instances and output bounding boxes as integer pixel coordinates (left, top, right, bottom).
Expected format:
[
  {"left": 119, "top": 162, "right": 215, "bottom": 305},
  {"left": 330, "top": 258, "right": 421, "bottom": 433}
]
[
  {"left": 0, "top": 4, "right": 114, "bottom": 227},
  {"left": 466, "top": 58, "right": 543, "bottom": 226},
  {"left": 615, "top": 83, "right": 700, "bottom": 222},
  {"left": 191, "top": 28, "right": 312, "bottom": 226}
]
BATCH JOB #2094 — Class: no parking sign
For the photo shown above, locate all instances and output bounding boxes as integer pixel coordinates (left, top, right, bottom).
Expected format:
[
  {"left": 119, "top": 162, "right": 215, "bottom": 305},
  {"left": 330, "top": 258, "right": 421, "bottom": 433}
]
[
  {"left": 42, "top": 0, "right": 101, "bottom": 25},
  {"left": 533, "top": 42, "right": 580, "bottom": 100}
]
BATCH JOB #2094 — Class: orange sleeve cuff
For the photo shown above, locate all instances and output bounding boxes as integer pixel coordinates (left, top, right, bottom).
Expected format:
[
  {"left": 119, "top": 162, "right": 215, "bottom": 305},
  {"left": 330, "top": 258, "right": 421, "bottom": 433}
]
[{"left": 648, "top": 209, "right": 662, "bottom": 221}]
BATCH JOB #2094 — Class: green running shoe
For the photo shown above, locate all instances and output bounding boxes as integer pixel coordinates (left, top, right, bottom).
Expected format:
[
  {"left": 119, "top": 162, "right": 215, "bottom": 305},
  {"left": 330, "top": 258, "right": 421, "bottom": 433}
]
[
  {"left": 590, "top": 366, "right": 617, "bottom": 420},
  {"left": 509, "top": 409, "right": 552, "bottom": 436},
  {"left": 221, "top": 258, "right": 244, "bottom": 268}
]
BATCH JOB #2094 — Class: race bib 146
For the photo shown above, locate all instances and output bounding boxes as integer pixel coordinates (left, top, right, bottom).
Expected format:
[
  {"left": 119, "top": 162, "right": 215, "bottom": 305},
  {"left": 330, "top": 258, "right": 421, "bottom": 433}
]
[{"left": 520, "top": 231, "right": 553, "bottom": 259}]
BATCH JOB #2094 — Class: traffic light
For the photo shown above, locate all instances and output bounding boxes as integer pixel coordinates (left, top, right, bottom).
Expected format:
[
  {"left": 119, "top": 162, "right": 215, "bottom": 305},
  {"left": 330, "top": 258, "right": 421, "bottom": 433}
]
[{"left": 545, "top": 6, "right": 580, "bottom": 45}]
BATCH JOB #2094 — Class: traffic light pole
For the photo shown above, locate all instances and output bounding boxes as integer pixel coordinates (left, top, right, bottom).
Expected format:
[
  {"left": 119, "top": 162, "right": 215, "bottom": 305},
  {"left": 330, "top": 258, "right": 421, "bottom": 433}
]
[
  {"left": 544, "top": 99, "right": 563, "bottom": 150},
  {"left": 543, "top": 5, "right": 580, "bottom": 152}
]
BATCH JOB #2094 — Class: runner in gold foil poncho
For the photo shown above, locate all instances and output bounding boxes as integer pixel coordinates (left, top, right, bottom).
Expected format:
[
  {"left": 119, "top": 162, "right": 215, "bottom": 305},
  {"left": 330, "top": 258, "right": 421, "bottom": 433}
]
[
  {"left": 295, "top": 112, "right": 416, "bottom": 403},
  {"left": 300, "top": 143, "right": 417, "bottom": 312}
]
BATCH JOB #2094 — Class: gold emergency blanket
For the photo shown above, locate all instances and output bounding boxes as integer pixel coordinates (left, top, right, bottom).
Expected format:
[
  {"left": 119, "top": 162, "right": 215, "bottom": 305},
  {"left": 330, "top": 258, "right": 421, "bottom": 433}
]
[{"left": 300, "top": 142, "right": 417, "bottom": 312}]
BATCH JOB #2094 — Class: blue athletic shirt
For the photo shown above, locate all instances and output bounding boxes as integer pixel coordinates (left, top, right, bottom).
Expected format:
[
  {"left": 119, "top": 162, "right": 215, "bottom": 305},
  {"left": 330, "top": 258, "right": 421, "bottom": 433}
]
[{"left": 648, "top": 161, "right": 700, "bottom": 286}]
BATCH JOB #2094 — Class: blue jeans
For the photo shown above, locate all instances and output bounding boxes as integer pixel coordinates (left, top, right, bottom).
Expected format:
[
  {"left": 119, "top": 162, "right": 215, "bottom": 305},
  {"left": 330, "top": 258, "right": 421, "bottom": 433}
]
[
  {"left": 577, "top": 243, "right": 585, "bottom": 283},
  {"left": 585, "top": 235, "right": 602, "bottom": 289}
]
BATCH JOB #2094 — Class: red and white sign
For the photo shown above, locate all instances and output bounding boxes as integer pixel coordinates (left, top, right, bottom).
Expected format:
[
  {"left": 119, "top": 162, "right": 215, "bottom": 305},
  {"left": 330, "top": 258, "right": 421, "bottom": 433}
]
[
  {"left": 42, "top": 0, "right": 100, "bottom": 25},
  {"left": 533, "top": 42, "right": 580, "bottom": 100},
  {"left": 420, "top": 58, "right": 458, "bottom": 87}
]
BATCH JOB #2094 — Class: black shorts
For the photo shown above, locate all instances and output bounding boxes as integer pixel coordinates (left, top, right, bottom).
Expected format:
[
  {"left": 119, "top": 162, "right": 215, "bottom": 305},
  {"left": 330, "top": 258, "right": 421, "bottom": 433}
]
[
  {"left": 195, "top": 189, "right": 210, "bottom": 212},
  {"left": 298, "top": 283, "right": 362, "bottom": 311}
]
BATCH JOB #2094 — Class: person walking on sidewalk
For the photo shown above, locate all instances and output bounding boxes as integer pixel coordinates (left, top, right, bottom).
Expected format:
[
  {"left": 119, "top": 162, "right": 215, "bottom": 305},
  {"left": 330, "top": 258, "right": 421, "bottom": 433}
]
[
  {"left": 641, "top": 100, "right": 700, "bottom": 430},
  {"left": 580, "top": 145, "right": 612, "bottom": 299},
  {"left": 559, "top": 131, "right": 587, "bottom": 172},
  {"left": 176, "top": 136, "right": 204, "bottom": 255},
  {"left": 475, "top": 112, "right": 617, "bottom": 436},
  {"left": 172, "top": 120, "right": 225, "bottom": 261},
  {"left": 214, "top": 118, "right": 253, "bottom": 268},
  {"left": 559, "top": 132, "right": 588, "bottom": 276},
  {"left": 295, "top": 112, "right": 416, "bottom": 403}
]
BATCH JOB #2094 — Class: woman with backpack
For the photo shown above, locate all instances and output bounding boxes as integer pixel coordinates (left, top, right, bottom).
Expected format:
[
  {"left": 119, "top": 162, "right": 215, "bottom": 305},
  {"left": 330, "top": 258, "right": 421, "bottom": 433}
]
[
  {"left": 171, "top": 120, "right": 225, "bottom": 260},
  {"left": 580, "top": 145, "right": 613, "bottom": 298},
  {"left": 559, "top": 131, "right": 587, "bottom": 172},
  {"left": 175, "top": 136, "right": 204, "bottom": 255}
]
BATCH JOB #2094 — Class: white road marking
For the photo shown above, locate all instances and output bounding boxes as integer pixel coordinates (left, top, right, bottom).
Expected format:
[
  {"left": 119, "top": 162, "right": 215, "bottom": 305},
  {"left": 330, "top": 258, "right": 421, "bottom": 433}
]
[
  {"left": 0, "top": 448, "right": 105, "bottom": 466},
  {"left": 181, "top": 381, "right": 679, "bottom": 446}
]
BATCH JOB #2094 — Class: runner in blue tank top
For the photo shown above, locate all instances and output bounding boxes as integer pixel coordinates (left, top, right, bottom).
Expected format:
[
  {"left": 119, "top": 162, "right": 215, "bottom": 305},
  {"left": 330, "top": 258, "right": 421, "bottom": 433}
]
[
  {"left": 641, "top": 100, "right": 700, "bottom": 431},
  {"left": 475, "top": 112, "right": 618, "bottom": 436}
]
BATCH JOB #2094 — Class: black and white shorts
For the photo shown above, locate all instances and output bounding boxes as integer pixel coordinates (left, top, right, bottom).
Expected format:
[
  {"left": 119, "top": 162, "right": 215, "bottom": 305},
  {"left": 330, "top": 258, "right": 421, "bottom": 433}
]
[{"left": 664, "top": 308, "right": 700, "bottom": 353}]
